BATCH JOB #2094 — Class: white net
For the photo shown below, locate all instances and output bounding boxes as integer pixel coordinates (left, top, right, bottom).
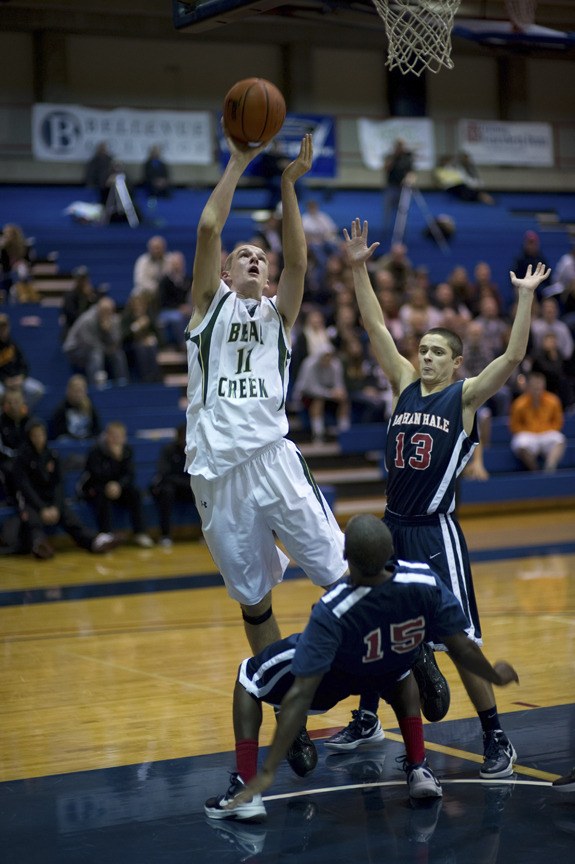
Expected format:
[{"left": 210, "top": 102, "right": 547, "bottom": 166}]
[
  {"left": 371, "top": 0, "right": 462, "bottom": 76},
  {"left": 505, "top": 0, "right": 538, "bottom": 31}
]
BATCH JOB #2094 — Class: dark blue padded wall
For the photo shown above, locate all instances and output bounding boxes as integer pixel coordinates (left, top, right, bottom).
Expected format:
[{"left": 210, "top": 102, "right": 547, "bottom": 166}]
[{"left": 1, "top": 184, "right": 573, "bottom": 309}]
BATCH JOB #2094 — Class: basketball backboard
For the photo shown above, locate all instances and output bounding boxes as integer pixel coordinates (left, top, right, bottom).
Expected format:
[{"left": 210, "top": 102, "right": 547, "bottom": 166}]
[
  {"left": 172, "top": 1, "right": 575, "bottom": 37},
  {"left": 172, "top": 1, "right": 379, "bottom": 33},
  {"left": 173, "top": 1, "right": 283, "bottom": 32}
]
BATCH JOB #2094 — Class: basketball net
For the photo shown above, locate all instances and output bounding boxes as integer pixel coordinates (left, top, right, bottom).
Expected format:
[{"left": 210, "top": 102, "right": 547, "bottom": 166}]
[
  {"left": 505, "top": 0, "right": 538, "bottom": 32},
  {"left": 371, "top": 0, "right": 462, "bottom": 76}
]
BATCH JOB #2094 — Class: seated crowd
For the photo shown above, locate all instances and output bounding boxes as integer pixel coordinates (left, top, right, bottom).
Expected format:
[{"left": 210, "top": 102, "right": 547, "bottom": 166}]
[{"left": 0, "top": 215, "right": 574, "bottom": 558}]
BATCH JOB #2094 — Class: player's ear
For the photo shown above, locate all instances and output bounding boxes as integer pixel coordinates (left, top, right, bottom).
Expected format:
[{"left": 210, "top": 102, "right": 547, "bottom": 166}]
[
  {"left": 222, "top": 270, "right": 232, "bottom": 286},
  {"left": 453, "top": 354, "right": 463, "bottom": 370}
]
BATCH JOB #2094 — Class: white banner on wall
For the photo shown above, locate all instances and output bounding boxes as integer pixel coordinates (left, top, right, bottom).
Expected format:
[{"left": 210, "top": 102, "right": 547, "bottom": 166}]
[
  {"left": 32, "top": 103, "right": 213, "bottom": 164},
  {"left": 357, "top": 118, "right": 435, "bottom": 171},
  {"left": 457, "top": 119, "right": 554, "bottom": 166}
]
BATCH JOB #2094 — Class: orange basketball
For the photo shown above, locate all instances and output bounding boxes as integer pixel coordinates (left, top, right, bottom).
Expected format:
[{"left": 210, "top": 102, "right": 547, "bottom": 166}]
[{"left": 223, "top": 78, "right": 286, "bottom": 145}]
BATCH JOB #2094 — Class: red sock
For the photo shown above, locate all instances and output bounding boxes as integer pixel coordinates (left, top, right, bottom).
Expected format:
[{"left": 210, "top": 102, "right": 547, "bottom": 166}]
[
  {"left": 236, "top": 739, "right": 259, "bottom": 782},
  {"left": 399, "top": 716, "right": 425, "bottom": 765}
]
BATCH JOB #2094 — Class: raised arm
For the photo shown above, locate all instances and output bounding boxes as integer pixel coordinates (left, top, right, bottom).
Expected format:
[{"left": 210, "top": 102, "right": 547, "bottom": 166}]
[
  {"left": 344, "top": 219, "right": 417, "bottom": 396},
  {"left": 275, "top": 134, "right": 313, "bottom": 330},
  {"left": 462, "top": 263, "right": 551, "bottom": 412},
  {"left": 190, "top": 131, "right": 267, "bottom": 323}
]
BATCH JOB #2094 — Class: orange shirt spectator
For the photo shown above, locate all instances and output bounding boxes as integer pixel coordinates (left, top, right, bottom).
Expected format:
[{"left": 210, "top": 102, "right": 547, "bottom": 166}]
[
  {"left": 509, "top": 387, "right": 564, "bottom": 434},
  {"left": 509, "top": 372, "right": 566, "bottom": 471}
]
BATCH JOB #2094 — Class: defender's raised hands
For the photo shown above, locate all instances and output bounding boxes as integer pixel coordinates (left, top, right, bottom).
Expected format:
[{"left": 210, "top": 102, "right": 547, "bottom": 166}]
[{"left": 342, "top": 218, "right": 380, "bottom": 267}]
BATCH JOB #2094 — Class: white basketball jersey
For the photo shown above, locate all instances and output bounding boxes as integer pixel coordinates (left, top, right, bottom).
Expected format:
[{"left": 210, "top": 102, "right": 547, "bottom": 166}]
[{"left": 185, "top": 281, "right": 291, "bottom": 479}]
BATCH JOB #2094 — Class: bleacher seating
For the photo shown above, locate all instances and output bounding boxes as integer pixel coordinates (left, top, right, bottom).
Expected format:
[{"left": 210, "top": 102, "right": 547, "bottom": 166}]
[
  {"left": 338, "top": 415, "right": 575, "bottom": 512},
  {"left": 1, "top": 185, "right": 574, "bottom": 543}
]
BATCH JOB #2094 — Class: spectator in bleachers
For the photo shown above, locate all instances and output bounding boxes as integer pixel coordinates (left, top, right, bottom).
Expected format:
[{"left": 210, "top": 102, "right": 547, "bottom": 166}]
[
  {"left": 61, "top": 267, "right": 100, "bottom": 340},
  {"left": 375, "top": 283, "right": 405, "bottom": 346},
  {"left": 0, "top": 223, "right": 34, "bottom": 301},
  {"left": 12, "top": 418, "right": 118, "bottom": 559},
  {"left": 551, "top": 237, "right": 575, "bottom": 320},
  {"left": 552, "top": 236, "right": 575, "bottom": 296},
  {"left": 156, "top": 251, "right": 192, "bottom": 351},
  {"left": 455, "top": 151, "right": 495, "bottom": 205},
  {"left": 470, "top": 261, "right": 504, "bottom": 315},
  {"left": 301, "top": 199, "right": 339, "bottom": 277},
  {"left": 370, "top": 242, "right": 413, "bottom": 295},
  {"left": 78, "top": 421, "right": 154, "bottom": 548},
  {"left": 383, "top": 138, "right": 415, "bottom": 232},
  {"left": 458, "top": 319, "right": 507, "bottom": 482},
  {"left": 292, "top": 344, "right": 350, "bottom": 443},
  {"left": 474, "top": 294, "right": 511, "bottom": 359},
  {"left": 149, "top": 424, "right": 198, "bottom": 547},
  {"left": 252, "top": 212, "right": 283, "bottom": 258},
  {"left": 49, "top": 374, "right": 101, "bottom": 441},
  {"left": 460, "top": 319, "right": 512, "bottom": 418},
  {"left": 530, "top": 296, "right": 574, "bottom": 361},
  {"left": 432, "top": 281, "right": 472, "bottom": 336},
  {"left": 63, "top": 297, "right": 129, "bottom": 388},
  {"left": 132, "top": 235, "right": 169, "bottom": 299},
  {"left": 447, "top": 264, "right": 473, "bottom": 310},
  {"left": 0, "top": 313, "right": 45, "bottom": 408},
  {"left": 0, "top": 387, "right": 28, "bottom": 502},
  {"left": 372, "top": 267, "right": 398, "bottom": 298},
  {"left": 399, "top": 283, "right": 443, "bottom": 339},
  {"left": 328, "top": 301, "right": 362, "bottom": 354},
  {"left": 121, "top": 294, "right": 161, "bottom": 383},
  {"left": 341, "top": 336, "right": 391, "bottom": 424},
  {"left": 84, "top": 141, "right": 114, "bottom": 205},
  {"left": 530, "top": 332, "right": 574, "bottom": 410},
  {"left": 290, "top": 306, "right": 333, "bottom": 394},
  {"left": 434, "top": 154, "right": 494, "bottom": 204},
  {"left": 512, "top": 231, "right": 551, "bottom": 298},
  {"left": 141, "top": 145, "right": 171, "bottom": 199},
  {"left": 509, "top": 372, "right": 566, "bottom": 472}
]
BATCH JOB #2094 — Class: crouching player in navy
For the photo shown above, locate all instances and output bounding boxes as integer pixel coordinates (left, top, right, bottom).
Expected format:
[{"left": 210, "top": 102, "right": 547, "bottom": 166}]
[{"left": 204, "top": 515, "right": 519, "bottom": 823}]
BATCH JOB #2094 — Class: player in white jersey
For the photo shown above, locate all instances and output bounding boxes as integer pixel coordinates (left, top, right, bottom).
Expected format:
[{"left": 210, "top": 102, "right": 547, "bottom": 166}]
[{"left": 185, "top": 131, "right": 346, "bottom": 699}]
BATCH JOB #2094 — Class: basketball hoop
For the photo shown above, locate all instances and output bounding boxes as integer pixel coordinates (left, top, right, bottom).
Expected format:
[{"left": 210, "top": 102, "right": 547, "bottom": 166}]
[
  {"left": 371, "top": 0, "right": 462, "bottom": 76},
  {"left": 505, "top": 0, "right": 538, "bottom": 32}
]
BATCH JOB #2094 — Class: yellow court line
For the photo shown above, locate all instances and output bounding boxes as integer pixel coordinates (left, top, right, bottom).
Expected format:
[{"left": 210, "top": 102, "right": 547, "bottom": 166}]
[{"left": 383, "top": 730, "right": 559, "bottom": 782}]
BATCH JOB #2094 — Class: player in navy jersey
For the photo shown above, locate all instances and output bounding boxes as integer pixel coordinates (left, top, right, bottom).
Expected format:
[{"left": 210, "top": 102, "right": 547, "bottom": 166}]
[
  {"left": 325, "top": 219, "right": 549, "bottom": 780},
  {"left": 204, "top": 515, "right": 519, "bottom": 822}
]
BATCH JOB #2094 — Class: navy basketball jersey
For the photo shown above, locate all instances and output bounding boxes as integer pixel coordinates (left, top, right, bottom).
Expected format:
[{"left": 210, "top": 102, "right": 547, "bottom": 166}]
[
  {"left": 384, "top": 379, "right": 478, "bottom": 516},
  {"left": 291, "top": 560, "right": 468, "bottom": 682}
]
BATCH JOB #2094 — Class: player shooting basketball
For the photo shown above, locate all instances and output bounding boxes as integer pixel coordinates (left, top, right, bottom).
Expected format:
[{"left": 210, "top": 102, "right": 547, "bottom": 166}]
[{"left": 183, "top": 128, "right": 347, "bottom": 776}]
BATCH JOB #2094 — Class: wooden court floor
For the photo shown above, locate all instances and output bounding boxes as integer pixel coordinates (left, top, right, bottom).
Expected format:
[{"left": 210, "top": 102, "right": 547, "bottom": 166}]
[{"left": 1, "top": 508, "right": 574, "bottom": 863}]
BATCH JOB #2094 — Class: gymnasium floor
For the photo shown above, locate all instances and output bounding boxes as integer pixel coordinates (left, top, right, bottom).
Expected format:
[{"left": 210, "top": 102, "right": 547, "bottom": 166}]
[{"left": 1, "top": 510, "right": 574, "bottom": 863}]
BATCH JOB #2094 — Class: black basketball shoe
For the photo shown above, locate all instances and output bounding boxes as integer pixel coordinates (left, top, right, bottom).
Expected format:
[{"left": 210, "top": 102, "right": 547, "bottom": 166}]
[
  {"left": 412, "top": 643, "right": 451, "bottom": 722},
  {"left": 286, "top": 727, "right": 318, "bottom": 777}
]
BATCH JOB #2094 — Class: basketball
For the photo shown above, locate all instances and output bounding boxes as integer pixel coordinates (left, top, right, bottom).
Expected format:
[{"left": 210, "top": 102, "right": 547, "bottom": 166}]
[{"left": 223, "top": 78, "right": 286, "bottom": 145}]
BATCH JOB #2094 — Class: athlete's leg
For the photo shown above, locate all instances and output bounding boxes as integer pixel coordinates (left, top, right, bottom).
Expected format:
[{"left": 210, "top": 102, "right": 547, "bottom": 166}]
[
  {"left": 451, "top": 661, "right": 496, "bottom": 712},
  {"left": 388, "top": 673, "right": 442, "bottom": 799},
  {"left": 240, "top": 591, "right": 281, "bottom": 655}
]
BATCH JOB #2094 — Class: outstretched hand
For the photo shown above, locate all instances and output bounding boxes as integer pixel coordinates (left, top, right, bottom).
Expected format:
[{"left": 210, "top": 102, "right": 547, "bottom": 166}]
[
  {"left": 222, "top": 121, "right": 268, "bottom": 166},
  {"left": 282, "top": 133, "right": 313, "bottom": 183},
  {"left": 493, "top": 661, "right": 519, "bottom": 686},
  {"left": 342, "top": 218, "right": 380, "bottom": 267},
  {"left": 509, "top": 262, "right": 551, "bottom": 293},
  {"left": 224, "top": 768, "right": 275, "bottom": 811}
]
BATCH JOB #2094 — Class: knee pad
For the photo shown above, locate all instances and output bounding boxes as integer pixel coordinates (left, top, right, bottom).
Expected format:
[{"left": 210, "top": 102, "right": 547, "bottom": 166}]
[{"left": 242, "top": 606, "right": 273, "bottom": 626}]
